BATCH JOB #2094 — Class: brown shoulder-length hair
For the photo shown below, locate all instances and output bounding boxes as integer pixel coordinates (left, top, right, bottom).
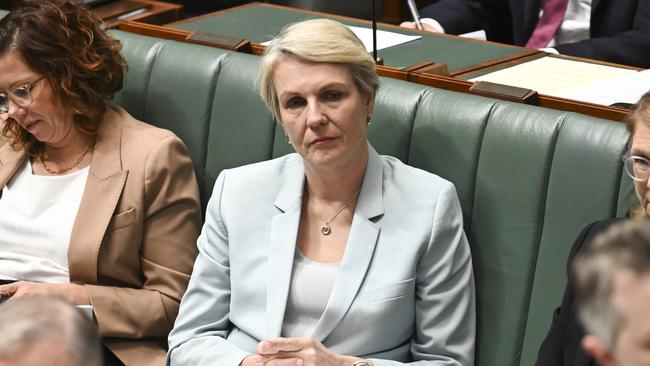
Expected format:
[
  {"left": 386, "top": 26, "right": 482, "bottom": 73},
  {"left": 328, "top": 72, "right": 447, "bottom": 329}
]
[{"left": 0, "top": 0, "right": 126, "bottom": 155}]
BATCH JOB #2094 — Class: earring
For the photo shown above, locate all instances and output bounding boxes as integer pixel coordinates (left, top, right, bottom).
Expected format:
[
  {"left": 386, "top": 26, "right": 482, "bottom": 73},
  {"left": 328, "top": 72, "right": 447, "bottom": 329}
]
[
  {"left": 366, "top": 116, "right": 372, "bottom": 126},
  {"left": 284, "top": 133, "right": 291, "bottom": 144}
]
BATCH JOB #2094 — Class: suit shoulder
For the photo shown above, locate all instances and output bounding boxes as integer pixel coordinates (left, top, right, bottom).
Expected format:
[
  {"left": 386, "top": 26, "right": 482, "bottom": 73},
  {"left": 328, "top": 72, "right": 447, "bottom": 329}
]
[
  {"left": 381, "top": 155, "right": 454, "bottom": 194},
  {"left": 112, "top": 108, "right": 186, "bottom": 159},
  {"left": 118, "top": 110, "right": 177, "bottom": 142},
  {"left": 222, "top": 154, "right": 301, "bottom": 181}
]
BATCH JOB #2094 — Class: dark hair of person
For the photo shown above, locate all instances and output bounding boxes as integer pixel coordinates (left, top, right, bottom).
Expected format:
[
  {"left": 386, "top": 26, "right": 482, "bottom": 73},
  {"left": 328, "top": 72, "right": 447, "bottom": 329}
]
[
  {"left": 627, "top": 91, "right": 650, "bottom": 135},
  {"left": 0, "top": 0, "right": 126, "bottom": 156}
]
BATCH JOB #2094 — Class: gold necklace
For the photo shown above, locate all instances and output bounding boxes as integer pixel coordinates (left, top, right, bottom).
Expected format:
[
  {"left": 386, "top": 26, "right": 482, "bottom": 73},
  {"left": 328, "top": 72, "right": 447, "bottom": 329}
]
[
  {"left": 40, "top": 141, "right": 94, "bottom": 175},
  {"left": 308, "top": 186, "right": 360, "bottom": 236}
]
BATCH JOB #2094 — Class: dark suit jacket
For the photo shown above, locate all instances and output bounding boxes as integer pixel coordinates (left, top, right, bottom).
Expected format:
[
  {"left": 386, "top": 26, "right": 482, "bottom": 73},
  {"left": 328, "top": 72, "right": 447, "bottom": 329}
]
[
  {"left": 535, "top": 218, "right": 624, "bottom": 366},
  {"left": 421, "top": 0, "right": 650, "bottom": 68}
]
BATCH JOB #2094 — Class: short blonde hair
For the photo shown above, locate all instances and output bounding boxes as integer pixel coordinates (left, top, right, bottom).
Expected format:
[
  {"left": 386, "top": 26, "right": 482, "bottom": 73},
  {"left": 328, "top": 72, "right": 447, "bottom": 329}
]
[{"left": 258, "top": 18, "right": 379, "bottom": 121}]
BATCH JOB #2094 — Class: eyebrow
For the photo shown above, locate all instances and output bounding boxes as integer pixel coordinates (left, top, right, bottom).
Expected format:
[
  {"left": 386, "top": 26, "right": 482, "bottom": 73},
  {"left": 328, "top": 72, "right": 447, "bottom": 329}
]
[
  {"left": 631, "top": 148, "right": 650, "bottom": 159},
  {"left": 0, "top": 77, "right": 37, "bottom": 93},
  {"left": 278, "top": 82, "right": 349, "bottom": 100}
]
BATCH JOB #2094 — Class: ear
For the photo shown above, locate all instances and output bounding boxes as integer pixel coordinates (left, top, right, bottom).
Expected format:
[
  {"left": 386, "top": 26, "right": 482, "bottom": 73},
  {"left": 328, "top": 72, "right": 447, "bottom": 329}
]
[
  {"left": 365, "top": 92, "right": 375, "bottom": 117},
  {"left": 582, "top": 335, "right": 618, "bottom": 366}
]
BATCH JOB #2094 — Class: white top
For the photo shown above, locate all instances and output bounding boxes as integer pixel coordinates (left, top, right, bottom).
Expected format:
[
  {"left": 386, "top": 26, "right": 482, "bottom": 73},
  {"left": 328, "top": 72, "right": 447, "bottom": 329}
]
[
  {"left": 0, "top": 159, "right": 89, "bottom": 283},
  {"left": 548, "top": 0, "right": 591, "bottom": 47},
  {"left": 281, "top": 248, "right": 339, "bottom": 337}
]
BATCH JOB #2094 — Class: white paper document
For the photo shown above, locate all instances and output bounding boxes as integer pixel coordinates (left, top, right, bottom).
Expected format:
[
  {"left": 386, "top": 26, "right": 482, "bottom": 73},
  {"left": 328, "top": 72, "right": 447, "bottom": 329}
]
[
  {"left": 262, "top": 25, "right": 421, "bottom": 53},
  {"left": 469, "top": 57, "right": 637, "bottom": 96},
  {"left": 555, "top": 68, "right": 650, "bottom": 106},
  {"left": 346, "top": 26, "right": 422, "bottom": 52}
]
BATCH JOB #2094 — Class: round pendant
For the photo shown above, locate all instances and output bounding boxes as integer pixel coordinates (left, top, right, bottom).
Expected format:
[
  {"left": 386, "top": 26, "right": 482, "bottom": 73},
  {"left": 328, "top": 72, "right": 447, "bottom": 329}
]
[{"left": 321, "top": 225, "right": 331, "bottom": 235}]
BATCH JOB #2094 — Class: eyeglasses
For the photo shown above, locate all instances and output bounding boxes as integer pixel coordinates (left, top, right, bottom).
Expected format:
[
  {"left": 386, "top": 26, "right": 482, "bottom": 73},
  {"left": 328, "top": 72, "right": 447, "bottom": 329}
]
[
  {"left": 623, "top": 153, "right": 650, "bottom": 181},
  {"left": 0, "top": 76, "right": 45, "bottom": 113}
]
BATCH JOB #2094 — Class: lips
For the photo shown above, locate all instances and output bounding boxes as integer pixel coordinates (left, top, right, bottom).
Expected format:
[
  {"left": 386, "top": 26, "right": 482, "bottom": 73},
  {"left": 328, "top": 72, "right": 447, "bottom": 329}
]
[
  {"left": 23, "top": 120, "right": 39, "bottom": 132},
  {"left": 310, "top": 136, "right": 337, "bottom": 146}
]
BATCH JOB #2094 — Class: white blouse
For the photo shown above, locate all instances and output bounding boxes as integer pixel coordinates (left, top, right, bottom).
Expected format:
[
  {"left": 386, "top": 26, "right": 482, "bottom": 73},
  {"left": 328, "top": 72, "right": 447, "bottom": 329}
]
[
  {"left": 0, "top": 159, "right": 88, "bottom": 283},
  {"left": 281, "top": 248, "right": 340, "bottom": 338}
]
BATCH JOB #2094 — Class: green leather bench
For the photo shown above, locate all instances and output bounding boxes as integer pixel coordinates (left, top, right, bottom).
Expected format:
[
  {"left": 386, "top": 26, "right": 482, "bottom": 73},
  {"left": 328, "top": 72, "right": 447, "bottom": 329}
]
[{"left": 112, "top": 29, "right": 636, "bottom": 366}]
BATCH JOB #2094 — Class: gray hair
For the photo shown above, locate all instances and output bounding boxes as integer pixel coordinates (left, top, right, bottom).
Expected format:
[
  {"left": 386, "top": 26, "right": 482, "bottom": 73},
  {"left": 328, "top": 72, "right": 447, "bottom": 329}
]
[
  {"left": 574, "top": 220, "right": 650, "bottom": 347},
  {"left": 257, "top": 18, "right": 380, "bottom": 122},
  {"left": 0, "top": 296, "right": 103, "bottom": 366}
]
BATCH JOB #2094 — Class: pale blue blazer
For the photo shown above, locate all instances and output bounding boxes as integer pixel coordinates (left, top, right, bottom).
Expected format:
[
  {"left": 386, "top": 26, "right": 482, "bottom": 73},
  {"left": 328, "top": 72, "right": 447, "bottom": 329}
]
[{"left": 168, "top": 145, "right": 475, "bottom": 366}]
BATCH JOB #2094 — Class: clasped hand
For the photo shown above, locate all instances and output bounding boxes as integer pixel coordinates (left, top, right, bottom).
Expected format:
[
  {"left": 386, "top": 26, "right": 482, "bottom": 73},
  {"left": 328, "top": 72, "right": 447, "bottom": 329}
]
[
  {"left": 0, "top": 281, "right": 90, "bottom": 305},
  {"left": 243, "top": 337, "right": 360, "bottom": 366}
]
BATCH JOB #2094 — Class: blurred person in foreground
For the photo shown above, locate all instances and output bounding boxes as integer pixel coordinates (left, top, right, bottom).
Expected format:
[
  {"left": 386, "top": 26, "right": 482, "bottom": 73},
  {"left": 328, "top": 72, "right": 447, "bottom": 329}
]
[
  {"left": 537, "top": 92, "right": 650, "bottom": 365},
  {"left": 573, "top": 219, "right": 650, "bottom": 366},
  {"left": 0, "top": 1, "right": 201, "bottom": 364},
  {"left": 168, "top": 18, "right": 475, "bottom": 366},
  {"left": 0, "top": 295, "right": 103, "bottom": 366}
]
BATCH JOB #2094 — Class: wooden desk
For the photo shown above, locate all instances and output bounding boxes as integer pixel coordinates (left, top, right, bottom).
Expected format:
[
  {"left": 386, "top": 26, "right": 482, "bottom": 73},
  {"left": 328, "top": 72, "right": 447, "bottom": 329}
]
[
  {"left": 98, "top": 0, "right": 182, "bottom": 28},
  {"left": 117, "top": 2, "right": 634, "bottom": 122},
  {"left": 0, "top": 0, "right": 182, "bottom": 28}
]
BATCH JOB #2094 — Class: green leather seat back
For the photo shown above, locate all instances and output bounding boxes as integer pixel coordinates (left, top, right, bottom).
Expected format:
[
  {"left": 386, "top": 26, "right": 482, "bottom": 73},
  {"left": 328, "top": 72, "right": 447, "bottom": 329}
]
[
  {"left": 107, "top": 30, "right": 637, "bottom": 366},
  {"left": 470, "top": 104, "right": 565, "bottom": 366},
  {"left": 370, "top": 78, "right": 429, "bottom": 162},
  {"left": 519, "top": 116, "right": 635, "bottom": 365},
  {"left": 109, "top": 30, "right": 165, "bottom": 121},
  {"left": 409, "top": 88, "right": 495, "bottom": 230},
  {"left": 205, "top": 52, "right": 278, "bottom": 202},
  {"left": 111, "top": 30, "right": 230, "bottom": 207}
]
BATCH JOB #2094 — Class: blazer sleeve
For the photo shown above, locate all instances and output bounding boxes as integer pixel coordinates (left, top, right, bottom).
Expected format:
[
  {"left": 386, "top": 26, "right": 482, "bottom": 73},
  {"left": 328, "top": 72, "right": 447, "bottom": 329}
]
[
  {"left": 373, "top": 182, "right": 476, "bottom": 366},
  {"left": 553, "top": 0, "right": 650, "bottom": 68},
  {"left": 86, "top": 135, "right": 201, "bottom": 338},
  {"left": 167, "top": 170, "right": 251, "bottom": 366},
  {"left": 420, "top": 0, "right": 486, "bottom": 35}
]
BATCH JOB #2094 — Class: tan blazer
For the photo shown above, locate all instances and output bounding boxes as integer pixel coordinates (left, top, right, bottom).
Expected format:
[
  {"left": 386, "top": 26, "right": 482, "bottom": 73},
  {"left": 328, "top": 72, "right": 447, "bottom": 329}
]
[{"left": 0, "top": 107, "right": 202, "bottom": 366}]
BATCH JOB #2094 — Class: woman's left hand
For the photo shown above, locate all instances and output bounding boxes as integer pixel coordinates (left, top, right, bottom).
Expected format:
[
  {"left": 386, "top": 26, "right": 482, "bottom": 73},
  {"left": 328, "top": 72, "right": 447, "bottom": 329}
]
[
  {"left": 255, "top": 337, "right": 359, "bottom": 366},
  {"left": 0, "top": 281, "right": 90, "bottom": 305}
]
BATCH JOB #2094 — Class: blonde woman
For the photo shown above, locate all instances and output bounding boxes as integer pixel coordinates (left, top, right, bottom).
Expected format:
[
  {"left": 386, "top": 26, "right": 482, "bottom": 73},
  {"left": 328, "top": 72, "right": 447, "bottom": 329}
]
[{"left": 169, "top": 19, "right": 475, "bottom": 366}]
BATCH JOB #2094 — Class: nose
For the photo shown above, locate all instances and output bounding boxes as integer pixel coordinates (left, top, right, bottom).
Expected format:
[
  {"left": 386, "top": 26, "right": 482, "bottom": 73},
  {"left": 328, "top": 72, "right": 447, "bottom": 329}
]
[
  {"left": 305, "top": 101, "right": 327, "bottom": 128},
  {"left": 6, "top": 98, "right": 26, "bottom": 120}
]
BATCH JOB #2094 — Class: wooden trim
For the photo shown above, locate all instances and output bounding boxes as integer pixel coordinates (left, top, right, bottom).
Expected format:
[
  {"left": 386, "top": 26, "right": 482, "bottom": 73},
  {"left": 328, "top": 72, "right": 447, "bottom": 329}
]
[
  {"left": 104, "top": 0, "right": 182, "bottom": 29},
  {"left": 118, "top": 20, "right": 190, "bottom": 41},
  {"left": 455, "top": 52, "right": 548, "bottom": 80},
  {"left": 538, "top": 96, "right": 629, "bottom": 122},
  {"left": 450, "top": 50, "right": 544, "bottom": 77}
]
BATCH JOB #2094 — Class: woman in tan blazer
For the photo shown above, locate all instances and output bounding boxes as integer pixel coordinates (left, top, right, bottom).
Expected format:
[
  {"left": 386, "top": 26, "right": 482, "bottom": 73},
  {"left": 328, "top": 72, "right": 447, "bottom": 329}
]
[{"left": 0, "top": 1, "right": 201, "bottom": 365}]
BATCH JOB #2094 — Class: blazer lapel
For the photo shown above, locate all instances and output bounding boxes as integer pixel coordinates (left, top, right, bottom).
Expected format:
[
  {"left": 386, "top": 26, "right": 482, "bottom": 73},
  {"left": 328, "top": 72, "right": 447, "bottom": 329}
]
[
  {"left": 0, "top": 140, "right": 28, "bottom": 191},
  {"left": 68, "top": 108, "right": 128, "bottom": 284},
  {"left": 266, "top": 157, "right": 305, "bottom": 338},
  {"left": 312, "top": 145, "right": 385, "bottom": 341}
]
